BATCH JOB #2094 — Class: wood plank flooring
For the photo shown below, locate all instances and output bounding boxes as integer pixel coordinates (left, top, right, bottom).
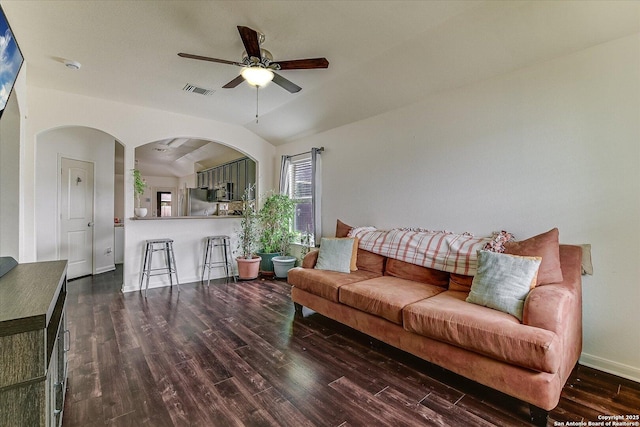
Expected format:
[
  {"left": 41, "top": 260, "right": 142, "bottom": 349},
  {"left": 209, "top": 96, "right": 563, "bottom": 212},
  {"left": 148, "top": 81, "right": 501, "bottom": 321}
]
[{"left": 62, "top": 266, "right": 640, "bottom": 426}]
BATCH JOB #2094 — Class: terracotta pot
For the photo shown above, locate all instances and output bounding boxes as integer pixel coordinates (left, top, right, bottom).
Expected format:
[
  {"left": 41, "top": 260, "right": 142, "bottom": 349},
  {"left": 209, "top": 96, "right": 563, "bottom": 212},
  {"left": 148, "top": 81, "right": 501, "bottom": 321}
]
[{"left": 236, "top": 256, "right": 261, "bottom": 280}]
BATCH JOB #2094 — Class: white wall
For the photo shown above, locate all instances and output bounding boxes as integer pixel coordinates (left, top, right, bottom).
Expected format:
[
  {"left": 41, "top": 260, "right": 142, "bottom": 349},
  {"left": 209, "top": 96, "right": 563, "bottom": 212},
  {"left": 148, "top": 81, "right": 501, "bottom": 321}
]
[
  {"left": 114, "top": 142, "right": 125, "bottom": 221},
  {"left": 276, "top": 34, "right": 640, "bottom": 381},
  {"left": 36, "top": 127, "right": 116, "bottom": 274},
  {"left": 114, "top": 173, "right": 124, "bottom": 221},
  {"left": 0, "top": 92, "right": 21, "bottom": 259},
  {"left": 0, "top": 68, "right": 26, "bottom": 260}
]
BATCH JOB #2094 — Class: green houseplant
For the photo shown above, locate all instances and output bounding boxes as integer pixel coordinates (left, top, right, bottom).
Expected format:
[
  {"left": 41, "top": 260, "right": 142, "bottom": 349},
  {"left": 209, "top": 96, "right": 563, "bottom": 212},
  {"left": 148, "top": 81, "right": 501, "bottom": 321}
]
[
  {"left": 132, "top": 169, "right": 148, "bottom": 217},
  {"left": 235, "top": 184, "right": 261, "bottom": 280},
  {"left": 257, "top": 192, "right": 295, "bottom": 276}
]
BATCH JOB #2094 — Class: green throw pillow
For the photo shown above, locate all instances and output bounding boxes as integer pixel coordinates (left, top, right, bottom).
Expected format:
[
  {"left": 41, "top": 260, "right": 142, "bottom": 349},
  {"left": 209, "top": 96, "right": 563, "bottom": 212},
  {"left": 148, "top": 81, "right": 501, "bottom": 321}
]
[
  {"left": 466, "top": 250, "right": 541, "bottom": 321},
  {"left": 314, "top": 237, "right": 355, "bottom": 273}
]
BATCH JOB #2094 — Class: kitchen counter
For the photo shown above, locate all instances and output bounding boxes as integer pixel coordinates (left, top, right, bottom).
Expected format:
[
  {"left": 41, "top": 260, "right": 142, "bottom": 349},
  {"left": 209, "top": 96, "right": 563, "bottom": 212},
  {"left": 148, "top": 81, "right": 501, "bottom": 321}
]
[
  {"left": 123, "top": 216, "right": 241, "bottom": 292},
  {"left": 130, "top": 215, "right": 241, "bottom": 220}
]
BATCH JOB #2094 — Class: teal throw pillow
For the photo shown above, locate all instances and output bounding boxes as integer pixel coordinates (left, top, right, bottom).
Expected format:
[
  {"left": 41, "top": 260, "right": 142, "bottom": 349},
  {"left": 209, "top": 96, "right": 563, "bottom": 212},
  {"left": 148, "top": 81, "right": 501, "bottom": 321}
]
[
  {"left": 466, "top": 250, "right": 541, "bottom": 321},
  {"left": 314, "top": 238, "right": 355, "bottom": 273}
]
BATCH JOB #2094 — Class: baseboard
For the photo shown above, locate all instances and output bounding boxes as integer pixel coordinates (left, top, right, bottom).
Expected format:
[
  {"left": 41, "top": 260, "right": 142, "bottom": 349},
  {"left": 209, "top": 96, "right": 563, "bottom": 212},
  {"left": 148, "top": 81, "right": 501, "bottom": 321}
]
[
  {"left": 95, "top": 265, "right": 116, "bottom": 275},
  {"left": 580, "top": 352, "right": 640, "bottom": 383}
]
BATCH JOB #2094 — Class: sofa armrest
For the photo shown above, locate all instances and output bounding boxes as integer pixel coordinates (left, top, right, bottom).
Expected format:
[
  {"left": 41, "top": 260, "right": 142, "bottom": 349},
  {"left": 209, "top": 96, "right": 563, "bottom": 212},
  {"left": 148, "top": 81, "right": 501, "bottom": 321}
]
[
  {"left": 301, "top": 250, "right": 319, "bottom": 269},
  {"left": 523, "top": 245, "right": 582, "bottom": 333},
  {"left": 523, "top": 285, "right": 575, "bottom": 333},
  {"left": 522, "top": 245, "right": 583, "bottom": 376}
]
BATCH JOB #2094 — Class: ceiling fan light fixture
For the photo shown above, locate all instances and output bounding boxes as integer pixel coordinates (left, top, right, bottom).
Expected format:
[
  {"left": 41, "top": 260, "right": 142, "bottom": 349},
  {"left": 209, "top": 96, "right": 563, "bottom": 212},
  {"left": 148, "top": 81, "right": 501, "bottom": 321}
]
[{"left": 241, "top": 66, "right": 274, "bottom": 87}]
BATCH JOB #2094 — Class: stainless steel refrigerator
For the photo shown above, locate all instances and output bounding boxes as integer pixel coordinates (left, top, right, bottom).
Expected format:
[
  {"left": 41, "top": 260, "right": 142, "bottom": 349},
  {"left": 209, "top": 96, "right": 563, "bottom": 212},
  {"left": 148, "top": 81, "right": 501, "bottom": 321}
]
[{"left": 187, "top": 188, "right": 217, "bottom": 216}]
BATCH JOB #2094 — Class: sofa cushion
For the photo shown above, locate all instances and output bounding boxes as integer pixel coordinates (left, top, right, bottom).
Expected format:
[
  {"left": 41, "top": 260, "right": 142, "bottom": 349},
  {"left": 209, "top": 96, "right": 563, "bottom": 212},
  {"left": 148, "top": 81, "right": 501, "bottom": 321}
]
[
  {"left": 466, "top": 251, "right": 541, "bottom": 321},
  {"left": 385, "top": 258, "right": 450, "bottom": 288},
  {"left": 340, "top": 276, "right": 445, "bottom": 324},
  {"left": 504, "top": 228, "right": 563, "bottom": 285},
  {"left": 336, "top": 219, "right": 353, "bottom": 238},
  {"left": 287, "top": 267, "right": 380, "bottom": 302},
  {"left": 349, "top": 238, "right": 359, "bottom": 271},
  {"left": 403, "top": 291, "right": 561, "bottom": 374},
  {"left": 315, "top": 237, "right": 357, "bottom": 273},
  {"left": 302, "top": 246, "right": 357, "bottom": 271},
  {"left": 356, "top": 249, "right": 386, "bottom": 274},
  {"left": 448, "top": 273, "right": 473, "bottom": 292}
]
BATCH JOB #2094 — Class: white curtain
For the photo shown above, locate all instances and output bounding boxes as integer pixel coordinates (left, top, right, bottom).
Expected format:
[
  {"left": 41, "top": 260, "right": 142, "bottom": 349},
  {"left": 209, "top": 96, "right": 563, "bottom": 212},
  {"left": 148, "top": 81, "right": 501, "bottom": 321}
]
[
  {"left": 311, "top": 147, "right": 322, "bottom": 244},
  {"left": 279, "top": 155, "right": 291, "bottom": 195}
]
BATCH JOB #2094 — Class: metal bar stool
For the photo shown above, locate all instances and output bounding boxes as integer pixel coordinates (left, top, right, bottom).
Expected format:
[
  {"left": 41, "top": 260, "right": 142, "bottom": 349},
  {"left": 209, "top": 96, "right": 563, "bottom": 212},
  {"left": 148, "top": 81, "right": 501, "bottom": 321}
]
[
  {"left": 202, "top": 235, "right": 236, "bottom": 285},
  {"left": 140, "top": 238, "right": 180, "bottom": 296}
]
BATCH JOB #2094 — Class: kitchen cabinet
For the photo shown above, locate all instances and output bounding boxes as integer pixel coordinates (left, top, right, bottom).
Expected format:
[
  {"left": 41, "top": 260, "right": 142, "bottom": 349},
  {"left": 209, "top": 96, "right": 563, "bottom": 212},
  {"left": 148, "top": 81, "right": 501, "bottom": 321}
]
[
  {"left": 196, "top": 157, "right": 256, "bottom": 201},
  {"left": 0, "top": 260, "right": 68, "bottom": 427}
]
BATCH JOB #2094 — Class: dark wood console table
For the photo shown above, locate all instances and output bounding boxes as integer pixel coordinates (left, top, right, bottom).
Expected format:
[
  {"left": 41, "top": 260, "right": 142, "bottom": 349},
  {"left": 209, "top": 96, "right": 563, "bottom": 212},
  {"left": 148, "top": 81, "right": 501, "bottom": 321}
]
[{"left": 0, "top": 260, "right": 68, "bottom": 427}]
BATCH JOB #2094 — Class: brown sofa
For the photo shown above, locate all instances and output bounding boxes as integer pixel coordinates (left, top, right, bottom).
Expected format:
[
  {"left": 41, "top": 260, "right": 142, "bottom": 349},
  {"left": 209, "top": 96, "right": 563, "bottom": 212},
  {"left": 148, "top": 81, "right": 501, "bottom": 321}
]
[{"left": 288, "top": 224, "right": 582, "bottom": 426}]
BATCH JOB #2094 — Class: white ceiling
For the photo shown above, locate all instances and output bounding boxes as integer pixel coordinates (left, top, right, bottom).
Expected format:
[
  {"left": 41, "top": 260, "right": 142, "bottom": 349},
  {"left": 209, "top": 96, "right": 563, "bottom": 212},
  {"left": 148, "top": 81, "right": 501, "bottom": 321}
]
[{"left": 3, "top": 0, "right": 639, "bottom": 172}]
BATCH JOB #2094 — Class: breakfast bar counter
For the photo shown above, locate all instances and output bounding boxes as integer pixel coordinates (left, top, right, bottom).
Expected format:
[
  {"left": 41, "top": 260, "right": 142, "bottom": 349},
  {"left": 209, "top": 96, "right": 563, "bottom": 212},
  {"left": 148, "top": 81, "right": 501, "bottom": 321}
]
[
  {"left": 122, "top": 215, "right": 241, "bottom": 292},
  {"left": 130, "top": 215, "right": 242, "bottom": 220}
]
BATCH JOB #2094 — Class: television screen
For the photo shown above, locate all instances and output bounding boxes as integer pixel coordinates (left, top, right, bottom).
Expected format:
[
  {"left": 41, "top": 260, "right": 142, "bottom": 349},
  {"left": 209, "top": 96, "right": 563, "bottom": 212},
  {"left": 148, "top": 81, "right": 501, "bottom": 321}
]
[{"left": 0, "top": 6, "right": 23, "bottom": 119}]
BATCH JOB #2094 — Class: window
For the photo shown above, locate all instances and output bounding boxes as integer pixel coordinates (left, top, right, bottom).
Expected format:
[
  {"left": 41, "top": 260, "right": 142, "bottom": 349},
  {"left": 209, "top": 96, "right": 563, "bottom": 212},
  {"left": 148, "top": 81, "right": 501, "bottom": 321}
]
[
  {"left": 281, "top": 147, "right": 322, "bottom": 247},
  {"left": 286, "top": 157, "right": 313, "bottom": 245}
]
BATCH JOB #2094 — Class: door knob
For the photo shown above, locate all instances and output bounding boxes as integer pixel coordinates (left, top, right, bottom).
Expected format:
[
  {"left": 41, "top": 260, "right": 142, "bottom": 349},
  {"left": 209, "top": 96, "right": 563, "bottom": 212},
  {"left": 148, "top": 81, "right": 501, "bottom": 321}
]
[{"left": 88, "top": 222, "right": 94, "bottom": 227}]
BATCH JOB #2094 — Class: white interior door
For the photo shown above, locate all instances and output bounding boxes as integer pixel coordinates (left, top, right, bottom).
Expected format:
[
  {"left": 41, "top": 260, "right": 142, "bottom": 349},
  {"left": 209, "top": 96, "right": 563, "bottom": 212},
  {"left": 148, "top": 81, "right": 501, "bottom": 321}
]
[{"left": 60, "top": 157, "right": 94, "bottom": 279}]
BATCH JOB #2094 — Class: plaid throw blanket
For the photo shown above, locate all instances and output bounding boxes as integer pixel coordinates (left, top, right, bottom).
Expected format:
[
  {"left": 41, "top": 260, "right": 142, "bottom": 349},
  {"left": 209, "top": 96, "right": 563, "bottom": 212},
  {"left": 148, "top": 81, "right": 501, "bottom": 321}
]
[{"left": 348, "top": 227, "right": 513, "bottom": 276}]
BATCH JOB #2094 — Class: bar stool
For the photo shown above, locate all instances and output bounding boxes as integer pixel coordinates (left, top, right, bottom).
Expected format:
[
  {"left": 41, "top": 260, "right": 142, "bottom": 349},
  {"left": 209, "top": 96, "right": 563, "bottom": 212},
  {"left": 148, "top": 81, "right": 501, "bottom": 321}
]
[
  {"left": 202, "top": 235, "right": 236, "bottom": 285},
  {"left": 140, "top": 238, "right": 180, "bottom": 296}
]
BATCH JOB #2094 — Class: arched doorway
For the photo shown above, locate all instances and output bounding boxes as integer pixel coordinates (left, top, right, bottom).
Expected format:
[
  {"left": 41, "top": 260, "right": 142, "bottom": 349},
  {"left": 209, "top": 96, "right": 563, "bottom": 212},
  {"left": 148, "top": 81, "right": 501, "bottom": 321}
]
[{"left": 35, "top": 126, "right": 123, "bottom": 279}]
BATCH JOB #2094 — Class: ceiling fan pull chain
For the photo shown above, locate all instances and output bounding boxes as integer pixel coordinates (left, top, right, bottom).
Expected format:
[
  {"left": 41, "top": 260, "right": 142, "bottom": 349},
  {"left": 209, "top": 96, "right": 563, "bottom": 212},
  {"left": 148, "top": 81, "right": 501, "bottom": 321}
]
[{"left": 255, "top": 86, "right": 260, "bottom": 124}]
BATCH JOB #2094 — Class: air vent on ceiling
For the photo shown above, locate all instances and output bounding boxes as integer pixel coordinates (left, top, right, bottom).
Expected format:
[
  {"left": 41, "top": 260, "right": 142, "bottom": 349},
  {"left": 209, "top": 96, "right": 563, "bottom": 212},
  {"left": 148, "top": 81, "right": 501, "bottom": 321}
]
[{"left": 182, "top": 83, "right": 215, "bottom": 96}]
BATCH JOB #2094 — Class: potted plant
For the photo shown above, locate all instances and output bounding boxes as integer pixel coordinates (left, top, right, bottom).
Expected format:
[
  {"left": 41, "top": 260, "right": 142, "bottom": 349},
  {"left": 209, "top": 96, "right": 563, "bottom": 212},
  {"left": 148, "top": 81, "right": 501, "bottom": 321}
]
[
  {"left": 257, "top": 192, "right": 295, "bottom": 276},
  {"left": 132, "top": 169, "right": 148, "bottom": 217},
  {"left": 272, "top": 226, "right": 298, "bottom": 278},
  {"left": 235, "top": 184, "right": 261, "bottom": 280},
  {"left": 300, "top": 226, "right": 313, "bottom": 257}
]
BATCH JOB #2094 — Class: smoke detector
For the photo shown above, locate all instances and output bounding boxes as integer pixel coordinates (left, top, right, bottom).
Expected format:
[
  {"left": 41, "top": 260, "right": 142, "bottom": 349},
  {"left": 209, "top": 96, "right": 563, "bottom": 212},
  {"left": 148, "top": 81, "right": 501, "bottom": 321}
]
[{"left": 63, "top": 60, "right": 81, "bottom": 70}]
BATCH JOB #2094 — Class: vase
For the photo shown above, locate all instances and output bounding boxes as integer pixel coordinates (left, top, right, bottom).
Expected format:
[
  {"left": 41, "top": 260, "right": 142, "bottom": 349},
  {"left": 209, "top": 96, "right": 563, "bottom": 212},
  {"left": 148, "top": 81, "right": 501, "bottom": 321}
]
[
  {"left": 236, "top": 256, "right": 261, "bottom": 280},
  {"left": 256, "top": 252, "right": 279, "bottom": 276},
  {"left": 272, "top": 255, "right": 297, "bottom": 279},
  {"left": 134, "top": 207, "right": 148, "bottom": 218}
]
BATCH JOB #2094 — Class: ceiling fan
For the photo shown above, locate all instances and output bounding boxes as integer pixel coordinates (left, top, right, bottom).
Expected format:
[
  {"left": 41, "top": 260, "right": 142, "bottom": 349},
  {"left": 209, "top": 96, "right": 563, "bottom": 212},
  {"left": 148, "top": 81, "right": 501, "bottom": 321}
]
[{"left": 178, "top": 26, "right": 329, "bottom": 93}]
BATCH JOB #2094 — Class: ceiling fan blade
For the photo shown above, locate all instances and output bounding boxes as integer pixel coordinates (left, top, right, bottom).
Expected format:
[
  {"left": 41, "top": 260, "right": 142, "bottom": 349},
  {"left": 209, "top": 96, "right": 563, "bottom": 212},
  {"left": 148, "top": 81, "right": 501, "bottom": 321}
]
[
  {"left": 276, "top": 58, "right": 329, "bottom": 70},
  {"left": 272, "top": 72, "right": 302, "bottom": 93},
  {"left": 178, "top": 53, "right": 241, "bottom": 66},
  {"left": 237, "top": 26, "right": 261, "bottom": 60},
  {"left": 222, "top": 74, "right": 245, "bottom": 89}
]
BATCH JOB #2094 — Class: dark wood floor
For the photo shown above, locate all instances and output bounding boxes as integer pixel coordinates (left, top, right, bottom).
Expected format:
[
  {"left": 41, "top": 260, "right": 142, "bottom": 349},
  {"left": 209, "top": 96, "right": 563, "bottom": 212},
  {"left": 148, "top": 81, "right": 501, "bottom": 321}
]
[{"left": 61, "top": 266, "right": 640, "bottom": 426}]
